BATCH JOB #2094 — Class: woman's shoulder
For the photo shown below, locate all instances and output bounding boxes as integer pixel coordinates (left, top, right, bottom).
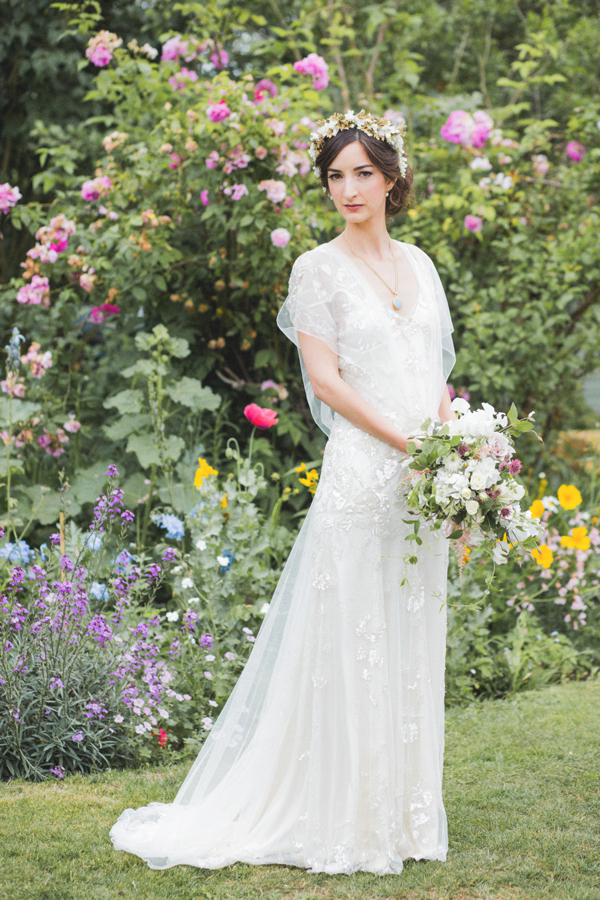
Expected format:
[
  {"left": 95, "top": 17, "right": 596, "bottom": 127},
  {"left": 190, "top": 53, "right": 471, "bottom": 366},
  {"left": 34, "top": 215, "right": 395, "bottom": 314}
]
[
  {"left": 290, "top": 242, "right": 339, "bottom": 277},
  {"left": 393, "top": 239, "right": 434, "bottom": 267}
]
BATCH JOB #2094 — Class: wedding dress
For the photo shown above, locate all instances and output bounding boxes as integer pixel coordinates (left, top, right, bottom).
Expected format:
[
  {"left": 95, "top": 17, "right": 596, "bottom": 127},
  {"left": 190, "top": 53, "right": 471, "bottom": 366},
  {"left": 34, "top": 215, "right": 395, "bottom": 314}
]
[{"left": 110, "top": 239, "right": 456, "bottom": 875}]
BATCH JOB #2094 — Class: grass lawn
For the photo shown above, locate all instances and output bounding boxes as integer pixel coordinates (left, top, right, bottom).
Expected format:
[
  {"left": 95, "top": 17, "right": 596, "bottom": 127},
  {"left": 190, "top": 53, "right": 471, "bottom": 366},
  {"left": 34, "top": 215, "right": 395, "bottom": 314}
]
[{"left": 0, "top": 681, "right": 598, "bottom": 900}]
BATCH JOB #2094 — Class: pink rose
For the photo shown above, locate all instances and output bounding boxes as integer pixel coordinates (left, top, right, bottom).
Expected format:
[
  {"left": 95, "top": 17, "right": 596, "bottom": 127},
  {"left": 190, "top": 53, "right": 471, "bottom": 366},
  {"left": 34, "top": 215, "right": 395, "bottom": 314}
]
[
  {"left": 205, "top": 151, "right": 220, "bottom": 168},
  {"left": 258, "top": 179, "right": 286, "bottom": 203},
  {"left": 254, "top": 146, "right": 268, "bottom": 160},
  {"left": 63, "top": 415, "right": 82, "bottom": 434},
  {"left": 168, "top": 67, "right": 198, "bottom": 91},
  {"left": 243, "top": 403, "right": 279, "bottom": 429},
  {"left": 161, "top": 35, "right": 195, "bottom": 62},
  {"left": 0, "top": 183, "right": 22, "bottom": 214},
  {"left": 17, "top": 275, "right": 50, "bottom": 306},
  {"left": 87, "top": 46, "right": 112, "bottom": 66},
  {"left": 294, "top": 53, "right": 329, "bottom": 90},
  {"left": 85, "top": 31, "right": 122, "bottom": 68},
  {"left": 210, "top": 45, "right": 229, "bottom": 68},
  {"left": 81, "top": 176, "right": 111, "bottom": 202},
  {"left": 440, "top": 110, "right": 473, "bottom": 144},
  {"left": 254, "top": 78, "right": 278, "bottom": 101},
  {"left": 270, "top": 228, "right": 291, "bottom": 247},
  {"left": 464, "top": 215, "right": 483, "bottom": 233},
  {"left": 566, "top": 141, "right": 585, "bottom": 161},
  {"left": 223, "top": 183, "right": 249, "bottom": 201},
  {"left": 207, "top": 101, "right": 231, "bottom": 123}
]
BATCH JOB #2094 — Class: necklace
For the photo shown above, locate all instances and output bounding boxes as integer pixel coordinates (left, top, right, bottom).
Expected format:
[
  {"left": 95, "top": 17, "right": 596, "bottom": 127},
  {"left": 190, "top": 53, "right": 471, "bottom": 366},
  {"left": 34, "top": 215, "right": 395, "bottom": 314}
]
[{"left": 342, "top": 234, "right": 402, "bottom": 310}]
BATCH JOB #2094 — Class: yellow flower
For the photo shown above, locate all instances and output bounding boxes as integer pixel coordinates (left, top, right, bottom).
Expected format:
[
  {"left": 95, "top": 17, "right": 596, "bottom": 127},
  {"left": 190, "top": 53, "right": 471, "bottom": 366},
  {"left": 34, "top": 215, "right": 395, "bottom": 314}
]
[
  {"left": 298, "top": 468, "right": 319, "bottom": 494},
  {"left": 220, "top": 495, "right": 228, "bottom": 509},
  {"left": 557, "top": 484, "right": 582, "bottom": 511},
  {"left": 294, "top": 462, "right": 307, "bottom": 474},
  {"left": 532, "top": 544, "right": 553, "bottom": 568},
  {"left": 194, "top": 457, "right": 218, "bottom": 489},
  {"left": 561, "top": 526, "right": 590, "bottom": 551},
  {"left": 529, "top": 499, "right": 544, "bottom": 520}
]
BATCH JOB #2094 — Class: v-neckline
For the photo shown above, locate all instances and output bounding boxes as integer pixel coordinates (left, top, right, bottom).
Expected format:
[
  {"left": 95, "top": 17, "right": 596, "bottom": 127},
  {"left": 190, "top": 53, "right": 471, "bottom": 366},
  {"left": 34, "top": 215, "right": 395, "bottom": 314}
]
[{"left": 329, "top": 240, "right": 422, "bottom": 322}]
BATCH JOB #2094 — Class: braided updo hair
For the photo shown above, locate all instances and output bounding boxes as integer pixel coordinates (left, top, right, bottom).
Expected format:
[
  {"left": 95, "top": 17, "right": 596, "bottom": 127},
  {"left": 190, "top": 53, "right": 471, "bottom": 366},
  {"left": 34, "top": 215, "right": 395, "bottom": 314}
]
[{"left": 315, "top": 128, "right": 413, "bottom": 217}]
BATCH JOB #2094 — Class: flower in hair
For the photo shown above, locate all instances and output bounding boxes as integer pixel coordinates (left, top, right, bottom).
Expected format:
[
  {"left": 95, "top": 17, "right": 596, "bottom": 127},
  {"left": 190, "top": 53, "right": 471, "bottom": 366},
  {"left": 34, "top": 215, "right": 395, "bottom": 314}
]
[{"left": 308, "top": 109, "right": 407, "bottom": 178}]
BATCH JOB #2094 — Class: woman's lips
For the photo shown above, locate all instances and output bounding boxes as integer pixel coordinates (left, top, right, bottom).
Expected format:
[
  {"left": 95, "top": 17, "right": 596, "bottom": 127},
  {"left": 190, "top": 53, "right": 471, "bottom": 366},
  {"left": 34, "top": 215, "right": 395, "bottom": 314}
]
[{"left": 345, "top": 204, "right": 363, "bottom": 210}]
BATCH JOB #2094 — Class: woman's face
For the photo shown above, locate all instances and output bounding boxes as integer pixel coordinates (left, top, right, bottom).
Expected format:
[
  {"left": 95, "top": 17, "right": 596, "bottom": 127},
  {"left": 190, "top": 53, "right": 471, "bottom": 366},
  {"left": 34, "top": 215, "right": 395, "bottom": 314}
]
[{"left": 326, "top": 140, "right": 393, "bottom": 225}]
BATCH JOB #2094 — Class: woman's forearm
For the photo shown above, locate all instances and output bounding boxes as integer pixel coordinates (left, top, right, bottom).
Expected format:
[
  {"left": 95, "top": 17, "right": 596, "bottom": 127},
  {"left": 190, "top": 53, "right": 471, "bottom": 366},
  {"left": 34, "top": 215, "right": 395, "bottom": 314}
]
[{"left": 315, "top": 376, "right": 413, "bottom": 453}]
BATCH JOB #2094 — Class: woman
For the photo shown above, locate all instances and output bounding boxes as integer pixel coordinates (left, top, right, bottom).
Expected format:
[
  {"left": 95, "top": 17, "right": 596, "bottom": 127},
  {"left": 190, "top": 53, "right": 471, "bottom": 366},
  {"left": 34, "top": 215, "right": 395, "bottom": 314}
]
[{"left": 111, "top": 110, "right": 456, "bottom": 875}]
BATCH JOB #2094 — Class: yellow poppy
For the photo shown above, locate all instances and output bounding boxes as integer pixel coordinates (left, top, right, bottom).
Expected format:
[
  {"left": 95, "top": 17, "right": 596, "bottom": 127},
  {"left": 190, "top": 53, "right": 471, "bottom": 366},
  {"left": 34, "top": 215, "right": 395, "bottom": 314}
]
[
  {"left": 561, "top": 526, "right": 590, "bottom": 551},
  {"left": 294, "top": 463, "right": 307, "bottom": 474},
  {"left": 532, "top": 544, "right": 553, "bottom": 568},
  {"left": 194, "top": 457, "right": 218, "bottom": 488},
  {"left": 298, "top": 468, "right": 319, "bottom": 494},
  {"left": 557, "top": 484, "right": 582, "bottom": 511},
  {"left": 529, "top": 499, "right": 544, "bottom": 520}
]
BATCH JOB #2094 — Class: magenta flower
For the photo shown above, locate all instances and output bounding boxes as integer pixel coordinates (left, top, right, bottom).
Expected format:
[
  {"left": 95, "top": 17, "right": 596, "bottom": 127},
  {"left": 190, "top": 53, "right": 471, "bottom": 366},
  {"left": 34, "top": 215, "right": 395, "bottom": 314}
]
[
  {"left": 509, "top": 459, "right": 522, "bottom": 475},
  {"left": 566, "top": 141, "right": 585, "bottom": 161},
  {"left": 90, "top": 303, "right": 119, "bottom": 324},
  {"left": 0, "top": 183, "right": 22, "bottom": 214},
  {"left": 270, "top": 227, "right": 291, "bottom": 248},
  {"left": 85, "top": 31, "right": 122, "bottom": 68},
  {"left": 243, "top": 403, "right": 279, "bottom": 429},
  {"left": 294, "top": 53, "right": 329, "bottom": 90},
  {"left": 464, "top": 214, "right": 483, "bottom": 233},
  {"left": 207, "top": 101, "right": 231, "bottom": 123},
  {"left": 440, "top": 109, "right": 493, "bottom": 147},
  {"left": 200, "top": 189, "right": 210, "bottom": 206},
  {"left": 168, "top": 67, "right": 198, "bottom": 91},
  {"left": 254, "top": 78, "right": 278, "bottom": 101},
  {"left": 205, "top": 151, "right": 219, "bottom": 168},
  {"left": 169, "top": 153, "right": 182, "bottom": 169},
  {"left": 161, "top": 35, "right": 196, "bottom": 62}
]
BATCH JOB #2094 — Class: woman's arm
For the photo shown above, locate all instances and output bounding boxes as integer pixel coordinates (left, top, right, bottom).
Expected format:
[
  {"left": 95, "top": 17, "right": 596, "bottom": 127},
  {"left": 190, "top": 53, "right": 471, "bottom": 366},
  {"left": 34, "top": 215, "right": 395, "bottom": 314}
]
[
  {"left": 438, "top": 383, "right": 457, "bottom": 423},
  {"left": 298, "top": 332, "right": 415, "bottom": 454}
]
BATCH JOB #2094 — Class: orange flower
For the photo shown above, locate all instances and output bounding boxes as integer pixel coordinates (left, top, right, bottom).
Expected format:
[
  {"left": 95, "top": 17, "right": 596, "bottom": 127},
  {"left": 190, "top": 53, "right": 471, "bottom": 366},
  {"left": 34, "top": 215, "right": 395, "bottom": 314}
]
[
  {"left": 221, "top": 495, "right": 228, "bottom": 509},
  {"left": 532, "top": 544, "right": 553, "bottom": 568},
  {"left": 557, "top": 484, "right": 582, "bottom": 511}
]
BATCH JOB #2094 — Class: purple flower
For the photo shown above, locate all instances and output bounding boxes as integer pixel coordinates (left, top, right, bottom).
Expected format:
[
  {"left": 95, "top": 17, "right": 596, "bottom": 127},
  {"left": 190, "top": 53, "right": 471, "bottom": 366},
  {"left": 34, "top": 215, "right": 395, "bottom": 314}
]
[
  {"left": 162, "top": 547, "right": 178, "bottom": 564},
  {"left": 200, "top": 632, "right": 213, "bottom": 649},
  {"left": 457, "top": 444, "right": 470, "bottom": 457},
  {"left": 71, "top": 731, "right": 84, "bottom": 742},
  {"left": 49, "top": 676, "right": 64, "bottom": 690},
  {"left": 509, "top": 459, "right": 522, "bottom": 475},
  {"left": 50, "top": 766, "right": 65, "bottom": 778},
  {"left": 106, "top": 464, "right": 119, "bottom": 477},
  {"left": 50, "top": 533, "right": 61, "bottom": 545},
  {"left": 87, "top": 613, "right": 113, "bottom": 645},
  {"left": 121, "top": 509, "right": 135, "bottom": 524}
]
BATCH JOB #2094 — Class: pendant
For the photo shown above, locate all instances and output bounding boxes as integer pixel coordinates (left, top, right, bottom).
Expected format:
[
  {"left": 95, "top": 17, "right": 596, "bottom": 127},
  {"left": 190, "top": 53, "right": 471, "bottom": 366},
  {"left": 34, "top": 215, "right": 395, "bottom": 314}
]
[{"left": 392, "top": 294, "right": 403, "bottom": 311}]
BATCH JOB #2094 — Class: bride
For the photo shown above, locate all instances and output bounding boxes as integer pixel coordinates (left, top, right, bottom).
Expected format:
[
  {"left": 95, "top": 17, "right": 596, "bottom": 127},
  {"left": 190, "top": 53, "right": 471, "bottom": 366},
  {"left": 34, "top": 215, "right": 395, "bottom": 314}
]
[{"left": 111, "top": 110, "right": 456, "bottom": 875}]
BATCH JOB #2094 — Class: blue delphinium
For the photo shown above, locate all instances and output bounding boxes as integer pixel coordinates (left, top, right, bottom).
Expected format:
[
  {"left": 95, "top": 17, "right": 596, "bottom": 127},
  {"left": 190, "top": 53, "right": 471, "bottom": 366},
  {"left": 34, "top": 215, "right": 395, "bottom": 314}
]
[
  {"left": 0, "top": 541, "right": 35, "bottom": 565},
  {"left": 157, "top": 513, "right": 185, "bottom": 541}
]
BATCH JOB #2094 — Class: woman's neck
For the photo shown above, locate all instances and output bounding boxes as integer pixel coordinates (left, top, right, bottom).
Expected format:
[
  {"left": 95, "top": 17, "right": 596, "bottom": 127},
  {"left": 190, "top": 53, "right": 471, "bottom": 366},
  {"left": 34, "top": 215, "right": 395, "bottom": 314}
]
[{"left": 342, "top": 220, "right": 391, "bottom": 261}]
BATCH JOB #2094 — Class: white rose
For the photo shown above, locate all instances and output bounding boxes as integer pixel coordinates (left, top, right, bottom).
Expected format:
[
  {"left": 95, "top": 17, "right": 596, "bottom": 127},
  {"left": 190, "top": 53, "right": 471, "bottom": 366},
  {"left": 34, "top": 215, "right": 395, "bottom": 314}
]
[
  {"left": 470, "top": 471, "right": 487, "bottom": 491},
  {"left": 465, "top": 499, "right": 479, "bottom": 515},
  {"left": 461, "top": 486, "right": 472, "bottom": 499},
  {"left": 486, "top": 433, "right": 512, "bottom": 460}
]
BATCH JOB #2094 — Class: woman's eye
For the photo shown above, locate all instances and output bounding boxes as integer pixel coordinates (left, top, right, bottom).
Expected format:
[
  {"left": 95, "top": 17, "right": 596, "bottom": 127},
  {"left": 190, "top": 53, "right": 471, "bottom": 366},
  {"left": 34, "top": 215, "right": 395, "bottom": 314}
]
[{"left": 359, "top": 171, "right": 372, "bottom": 177}]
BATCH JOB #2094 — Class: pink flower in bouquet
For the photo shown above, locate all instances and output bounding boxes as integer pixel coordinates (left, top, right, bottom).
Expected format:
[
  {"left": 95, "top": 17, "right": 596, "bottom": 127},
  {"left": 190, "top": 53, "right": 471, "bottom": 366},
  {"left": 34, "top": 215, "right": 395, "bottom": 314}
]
[
  {"left": 207, "top": 101, "right": 231, "bottom": 123},
  {"left": 81, "top": 176, "right": 111, "bottom": 202},
  {"left": 243, "top": 403, "right": 278, "bottom": 429},
  {"left": 0, "top": 183, "right": 22, "bottom": 214},
  {"left": 17, "top": 275, "right": 50, "bottom": 306},
  {"left": 509, "top": 459, "right": 522, "bottom": 475},
  {"left": 294, "top": 53, "right": 329, "bottom": 90},
  {"left": 168, "top": 67, "right": 198, "bottom": 91},
  {"left": 464, "top": 215, "right": 483, "bottom": 233},
  {"left": 566, "top": 141, "right": 585, "bottom": 161},
  {"left": 271, "top": 228, "right": 291, "bottom": 247},
  {"left": 254, "top": 79, "right": 278, "bottom": 101}
]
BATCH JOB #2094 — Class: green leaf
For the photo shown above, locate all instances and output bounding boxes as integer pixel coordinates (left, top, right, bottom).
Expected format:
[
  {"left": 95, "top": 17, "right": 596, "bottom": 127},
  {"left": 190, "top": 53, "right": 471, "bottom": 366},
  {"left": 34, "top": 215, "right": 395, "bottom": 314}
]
[
  {"left": 103, "top": 413, "right": 152, "bottom": 441},
  {"left": 164, "top": 377, "right": 221, "bottom": 412},
  {"left": 126, "top": 433, "right": 160, "bottom": 469},
  {"left": 103, "top": 389, "right": 144, "bottom": 415}
]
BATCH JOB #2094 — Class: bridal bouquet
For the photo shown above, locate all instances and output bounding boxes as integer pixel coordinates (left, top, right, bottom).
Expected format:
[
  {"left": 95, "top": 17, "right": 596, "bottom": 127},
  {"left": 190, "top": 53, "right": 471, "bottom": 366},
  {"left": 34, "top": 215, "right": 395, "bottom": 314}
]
[{"left": 400, "top": 399, "right": 543, "bottom": 567}]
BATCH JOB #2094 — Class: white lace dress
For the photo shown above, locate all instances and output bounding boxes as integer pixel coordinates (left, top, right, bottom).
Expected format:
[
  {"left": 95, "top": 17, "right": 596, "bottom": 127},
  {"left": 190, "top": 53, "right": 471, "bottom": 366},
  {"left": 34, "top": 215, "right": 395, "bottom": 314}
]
[{"left": 110, "top": 240, "right": 456, "bottom": 875}]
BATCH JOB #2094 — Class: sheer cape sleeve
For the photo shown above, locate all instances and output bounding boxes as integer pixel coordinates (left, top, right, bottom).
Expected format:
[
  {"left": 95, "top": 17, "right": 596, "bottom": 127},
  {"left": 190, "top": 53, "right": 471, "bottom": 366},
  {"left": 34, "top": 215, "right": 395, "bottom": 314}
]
[
  {"left": 405, "top": 244, "right": 456, "bottom": 386},
  {"left": 277, "top": 250, "right": 338, "bottom": 437}
]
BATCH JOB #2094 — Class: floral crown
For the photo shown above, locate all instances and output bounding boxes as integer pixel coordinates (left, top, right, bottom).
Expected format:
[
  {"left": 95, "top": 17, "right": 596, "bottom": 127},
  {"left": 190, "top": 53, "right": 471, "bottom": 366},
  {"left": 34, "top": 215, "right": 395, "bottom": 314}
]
[{"left": 308, "top": 109, "right": 407, "bottom": 178}]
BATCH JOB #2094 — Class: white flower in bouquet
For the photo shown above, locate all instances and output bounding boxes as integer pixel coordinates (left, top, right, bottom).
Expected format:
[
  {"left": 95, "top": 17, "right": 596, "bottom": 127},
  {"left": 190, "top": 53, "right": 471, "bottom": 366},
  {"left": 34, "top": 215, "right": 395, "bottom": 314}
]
[{"left": 400, "top": 398, "right": 543, "bottom": 572}]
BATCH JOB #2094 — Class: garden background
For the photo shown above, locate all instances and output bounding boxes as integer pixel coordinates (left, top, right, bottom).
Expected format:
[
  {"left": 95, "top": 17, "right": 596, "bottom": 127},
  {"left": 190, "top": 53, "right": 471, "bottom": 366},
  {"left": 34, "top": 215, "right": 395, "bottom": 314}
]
[{"left": 0, "top": 0, "right": 599, "bottom": 842}]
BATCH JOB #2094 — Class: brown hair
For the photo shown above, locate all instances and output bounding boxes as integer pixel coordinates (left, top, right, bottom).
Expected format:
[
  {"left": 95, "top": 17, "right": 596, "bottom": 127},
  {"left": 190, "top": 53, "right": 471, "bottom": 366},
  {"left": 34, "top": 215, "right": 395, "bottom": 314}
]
[{"left": 315, "top": 128, "right": 413, "bottom": 217}]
